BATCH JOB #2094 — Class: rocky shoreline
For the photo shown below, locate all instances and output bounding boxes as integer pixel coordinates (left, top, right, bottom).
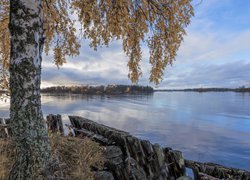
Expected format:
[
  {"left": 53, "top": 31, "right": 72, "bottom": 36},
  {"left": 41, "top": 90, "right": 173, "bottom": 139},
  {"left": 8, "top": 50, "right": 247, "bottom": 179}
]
[
  {"left": 1, "top": 115, "right": 250, "bottom": 180},
  {"left": 68, "top": 116, "right": 250, "bottom": 180}
]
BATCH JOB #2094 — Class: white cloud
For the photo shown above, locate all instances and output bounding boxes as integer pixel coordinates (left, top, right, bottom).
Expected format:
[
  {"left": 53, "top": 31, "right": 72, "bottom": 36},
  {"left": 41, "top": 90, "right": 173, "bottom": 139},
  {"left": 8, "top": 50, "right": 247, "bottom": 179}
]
[{"left": 41, "top": 0, "right": 250, "bottom": 88}]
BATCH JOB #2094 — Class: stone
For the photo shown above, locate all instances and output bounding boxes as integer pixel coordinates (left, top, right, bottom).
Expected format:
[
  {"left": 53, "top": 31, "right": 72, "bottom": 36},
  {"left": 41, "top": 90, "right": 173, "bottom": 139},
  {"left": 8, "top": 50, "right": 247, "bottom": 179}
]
[
  {"left": 46, "top": 114, "right": 64, "bottom": 134},
  {"left": 94, "top": 171, "right": 115, "bottom": 180},
  {"left": 103, "top": 146, "right": 124, "bottom": 166},
  {"left": 199, "top": 172, "right": 220, "bottom": 180},
  {"left": 0, "top": 118, "right": 11, "bottom": 138},
  {"left": 176, "top": 176, "right": 192, "bottom": 180}
]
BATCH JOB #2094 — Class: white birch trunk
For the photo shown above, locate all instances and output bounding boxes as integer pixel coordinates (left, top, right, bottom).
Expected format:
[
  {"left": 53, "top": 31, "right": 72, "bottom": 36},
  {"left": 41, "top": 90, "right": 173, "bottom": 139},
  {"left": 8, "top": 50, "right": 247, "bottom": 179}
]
[{"left": 9, "top": 0, "right": 50, "bottom": 179}]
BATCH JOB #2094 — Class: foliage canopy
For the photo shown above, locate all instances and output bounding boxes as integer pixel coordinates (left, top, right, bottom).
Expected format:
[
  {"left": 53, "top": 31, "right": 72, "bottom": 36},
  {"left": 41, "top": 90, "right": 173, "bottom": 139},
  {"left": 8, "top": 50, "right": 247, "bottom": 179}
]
[{"left": 0, "top": 0, "right": 193, "bottom": 87}]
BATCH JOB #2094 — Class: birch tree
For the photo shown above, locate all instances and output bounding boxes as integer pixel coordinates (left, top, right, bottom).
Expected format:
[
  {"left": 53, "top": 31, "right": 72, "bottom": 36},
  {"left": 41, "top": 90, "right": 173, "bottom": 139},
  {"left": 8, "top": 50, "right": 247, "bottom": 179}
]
[{"left": 0, "top": 0, "right": 194, "bottom": 178}]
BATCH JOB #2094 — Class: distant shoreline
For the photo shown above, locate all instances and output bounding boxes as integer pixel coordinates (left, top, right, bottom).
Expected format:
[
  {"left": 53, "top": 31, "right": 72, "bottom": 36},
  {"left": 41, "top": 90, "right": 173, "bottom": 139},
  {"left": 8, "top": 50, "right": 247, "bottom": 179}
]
[
  {"left": 155, "top": 87, "right": 250, "bottom": 92},
  {"left": 41, "top": 85, "right": 250, "bottom": 95},
  {"left": 41, "top": 85, "right": 154, "bottom": 95}
]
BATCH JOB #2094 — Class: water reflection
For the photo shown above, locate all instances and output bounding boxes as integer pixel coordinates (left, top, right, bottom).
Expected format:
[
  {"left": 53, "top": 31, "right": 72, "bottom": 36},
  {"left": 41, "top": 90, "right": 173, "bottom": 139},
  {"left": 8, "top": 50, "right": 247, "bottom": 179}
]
[{"left": 0, "top": 92, "right": 250, "bottom": 171}]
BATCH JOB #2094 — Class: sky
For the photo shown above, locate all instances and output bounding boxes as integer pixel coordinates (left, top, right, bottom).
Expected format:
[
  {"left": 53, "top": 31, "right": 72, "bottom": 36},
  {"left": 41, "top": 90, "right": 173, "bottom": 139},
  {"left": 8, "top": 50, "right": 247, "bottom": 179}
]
[{"left": 41, "top": 0, "right": 250, "bottom": 89}]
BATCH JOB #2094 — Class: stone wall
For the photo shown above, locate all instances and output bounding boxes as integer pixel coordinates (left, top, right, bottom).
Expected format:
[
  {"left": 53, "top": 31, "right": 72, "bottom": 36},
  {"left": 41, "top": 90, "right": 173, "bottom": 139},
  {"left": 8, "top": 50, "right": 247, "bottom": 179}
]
[
  {"left": 69, "top": 116, "right": 187, "bottom": 180},
  {"left": 185, "top": 160, "right": 250, "bottom": 180},
  {"left": 69, "top": 116, "right": 250, "bottom": 180}
]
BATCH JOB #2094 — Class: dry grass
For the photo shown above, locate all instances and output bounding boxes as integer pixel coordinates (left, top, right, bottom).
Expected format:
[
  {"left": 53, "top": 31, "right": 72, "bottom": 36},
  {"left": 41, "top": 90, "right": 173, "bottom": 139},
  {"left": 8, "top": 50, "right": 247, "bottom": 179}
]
[
  {"left": 0, "top": 135, "right": 104, "bottom": 180},
  {"left": 0, "top": 138, "right": 15, "bottom": 179}
]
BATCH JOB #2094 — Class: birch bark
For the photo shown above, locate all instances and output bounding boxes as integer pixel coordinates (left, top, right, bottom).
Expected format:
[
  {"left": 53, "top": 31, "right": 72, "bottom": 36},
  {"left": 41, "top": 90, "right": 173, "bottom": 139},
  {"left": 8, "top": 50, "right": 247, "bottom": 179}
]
[{"left": 9, "top": 0, "right": 50, "bottom": 179}]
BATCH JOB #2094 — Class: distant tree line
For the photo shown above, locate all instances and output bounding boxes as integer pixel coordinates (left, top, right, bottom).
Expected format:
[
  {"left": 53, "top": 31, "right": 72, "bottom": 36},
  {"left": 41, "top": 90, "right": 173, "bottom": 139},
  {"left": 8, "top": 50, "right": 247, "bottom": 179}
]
[
  {"left": 155, "top": 86, "right": 250, "bottom": 92},
  {"left": 41, "top": 85, "right": 154, "bottom": 95}
]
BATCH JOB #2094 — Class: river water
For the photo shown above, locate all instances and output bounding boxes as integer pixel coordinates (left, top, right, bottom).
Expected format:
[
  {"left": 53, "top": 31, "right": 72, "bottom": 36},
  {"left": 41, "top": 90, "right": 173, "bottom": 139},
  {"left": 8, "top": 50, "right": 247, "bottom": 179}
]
[{"left": 1, "top": 92, "right": 250, "bottom": 171}]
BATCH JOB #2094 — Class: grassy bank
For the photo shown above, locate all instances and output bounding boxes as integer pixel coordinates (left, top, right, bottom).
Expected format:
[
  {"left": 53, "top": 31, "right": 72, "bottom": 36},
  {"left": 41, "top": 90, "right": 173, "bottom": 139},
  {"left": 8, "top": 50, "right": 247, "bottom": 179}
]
[{"left": 0, "top": 135, "right": 103, "bottom": 179}]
